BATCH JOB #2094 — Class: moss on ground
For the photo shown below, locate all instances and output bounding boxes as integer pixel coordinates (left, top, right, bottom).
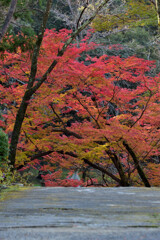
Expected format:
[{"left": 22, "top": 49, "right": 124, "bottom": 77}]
[{"left": 0, "top": 185, "right": 31, "bottom": 202}]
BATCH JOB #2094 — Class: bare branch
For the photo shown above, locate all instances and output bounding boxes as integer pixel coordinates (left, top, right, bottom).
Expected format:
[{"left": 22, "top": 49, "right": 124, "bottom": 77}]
[
  {"left": 73, "top": 93, "right": 101, "bottom": 128},
  {"left": 49, "top": 103, "right": 66, "bottom": 127},
  {"left": 83, "top": 158, "right": 122, "bottom": 184},
  {"left": 77, "top": 0, "right": 89, "bottom": 29},
  {"left": 129, "top": 90, "right": 152, "bottom": 129}
]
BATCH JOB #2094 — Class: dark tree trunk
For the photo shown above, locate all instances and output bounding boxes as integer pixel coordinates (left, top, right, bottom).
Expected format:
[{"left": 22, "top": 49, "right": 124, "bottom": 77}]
[
  {"left": 9, "top": 93, "right": 31, "bottom": 166},
  {"left": 106, "top": 150, "right": 130, "bottom": 186},
  {"left": 9, "top": 0, "right": 53, "bottom": 167},
  {"left": 123, "top": 141, "right": 151, "bottom": 187}
]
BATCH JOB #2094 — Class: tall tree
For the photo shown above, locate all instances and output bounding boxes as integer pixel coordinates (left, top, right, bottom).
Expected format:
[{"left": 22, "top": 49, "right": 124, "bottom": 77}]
[
  {"left": 8, "top": 0, "right": 110, "bottom": 168},
  {"left": 1, "top": 33, "right": 159, "bottom": 186}
]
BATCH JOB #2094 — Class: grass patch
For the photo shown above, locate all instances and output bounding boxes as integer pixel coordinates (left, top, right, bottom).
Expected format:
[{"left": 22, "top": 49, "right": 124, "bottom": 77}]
[{"left": 0, "top": 185, "right": 31, "bottom": 202}]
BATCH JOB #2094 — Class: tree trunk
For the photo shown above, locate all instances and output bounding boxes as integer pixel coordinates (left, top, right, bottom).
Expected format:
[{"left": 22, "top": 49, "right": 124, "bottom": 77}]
[
  {"left": 123, "top": 141, "right": 151, "bottom": 187},
  {"left": 106, "top": 150, "right": 130, "bottom": 186},
  {"left": 9, "top": 92, "right": 32, "bottom": 167},
  {"left": 0, "top": 0, "right": 18, "bottom": 41},
  {"left": 9, "top": 0, "right": 53, "bottom": 167}
]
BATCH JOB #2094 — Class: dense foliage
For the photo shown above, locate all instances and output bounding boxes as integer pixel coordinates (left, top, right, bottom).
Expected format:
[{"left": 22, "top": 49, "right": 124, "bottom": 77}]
[
  {"left": 0, "top": 129, "right": 8, "bottom": 162},
  {"left": 0, "top": 129, "right": 8, "bottom": 183},
  {"left": 0, "top": 29, "right": 159, "bottom": 187},
  {"left": 92, "top": 0, "right": 157, "bottom": 32},
  {"left": 0, "top": 0, "right": 159, "bottom": 187}
]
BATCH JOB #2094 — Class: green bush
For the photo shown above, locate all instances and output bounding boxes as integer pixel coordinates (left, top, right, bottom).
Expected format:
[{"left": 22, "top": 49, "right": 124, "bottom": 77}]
[
  {"left": 0, "top": 129, "right": 8, "bottom": 163},
  {"left": 0, "top": 129, "right": 31, "bottom": 186},
  {"left": 0, "top": 129, "right": 8, "bottom": 184}
]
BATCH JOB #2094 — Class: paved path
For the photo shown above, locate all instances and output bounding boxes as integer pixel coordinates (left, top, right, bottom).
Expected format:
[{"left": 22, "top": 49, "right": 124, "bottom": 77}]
[{"left": 0, "top": 187, "right": 160, "bottom": 240}]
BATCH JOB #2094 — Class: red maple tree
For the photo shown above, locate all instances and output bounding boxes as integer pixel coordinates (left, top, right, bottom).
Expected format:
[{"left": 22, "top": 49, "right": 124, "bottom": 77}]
[{"left": 0, "top": 29, "right": 159, "bottom": 187}]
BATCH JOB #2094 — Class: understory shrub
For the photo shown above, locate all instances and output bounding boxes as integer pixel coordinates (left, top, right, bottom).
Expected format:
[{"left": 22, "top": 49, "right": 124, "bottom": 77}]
[{"left": 0, "top": 128, "right": 8, "bottom": 162}]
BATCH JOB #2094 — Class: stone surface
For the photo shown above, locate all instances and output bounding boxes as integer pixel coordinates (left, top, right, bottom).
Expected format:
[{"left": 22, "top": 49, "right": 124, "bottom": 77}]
[{"left": 0, "top": 187, "right": 160, "bottom": 239}]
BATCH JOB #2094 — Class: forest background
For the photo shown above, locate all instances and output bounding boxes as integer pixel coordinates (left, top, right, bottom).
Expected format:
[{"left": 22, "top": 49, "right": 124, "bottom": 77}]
[{"left": 0, "top": 0, "right": 159, "bottom": 188}]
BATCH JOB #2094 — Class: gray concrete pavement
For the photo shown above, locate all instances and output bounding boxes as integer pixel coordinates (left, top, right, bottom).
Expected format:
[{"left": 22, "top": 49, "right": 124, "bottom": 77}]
[{"left": 0, "top": 187, "right": 160, "bottom": 239}]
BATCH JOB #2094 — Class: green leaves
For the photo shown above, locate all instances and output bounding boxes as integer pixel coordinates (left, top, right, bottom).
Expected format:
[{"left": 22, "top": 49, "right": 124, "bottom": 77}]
[
  {"left": 92, "top": 0, "right": 157, "bottom": 32},
  {"left": 0, "top": 129, "right": 8, "bottom": 163}
]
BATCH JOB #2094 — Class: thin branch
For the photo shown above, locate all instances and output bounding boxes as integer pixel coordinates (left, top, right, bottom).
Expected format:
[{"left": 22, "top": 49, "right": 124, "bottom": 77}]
[
  {"left": 129, "top": 90, "right": 152, "bottom": 129},
  {"left": 77, "top": 0, "right": 89, "bottom": 29},
  {"left": 106, "top": 149, "right": 129, "bottom": 186},
  {"left": 49, "top": 103, "right": 66, "bottom": 127},
  {"left": 23, "top": 130, "right": 40, "bottom": 151},
  {"left": 141, "top": 138, "right": 160, "bottom": 162},
  {"left": 96, "top": 85, "right": 116, "bottom": 122},
  {"left": 30, "top": 150, "right": 54, "bottom": 160},
  {"left": 83, "top": 158, "right": 121, "bottom": 184},
  {"left": 73, "top": 93, "right": 101, "bottom": 128},
  {"left": 51, "top": 128, "right": 83, "bottom": 139},
  {"left": 49, "top": 103, "right": 83, "bottom": 139}
]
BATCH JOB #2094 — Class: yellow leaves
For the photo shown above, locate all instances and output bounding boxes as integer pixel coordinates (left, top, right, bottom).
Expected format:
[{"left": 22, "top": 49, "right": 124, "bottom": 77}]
[
  {"left": 15, "top": 151, "right": 30, "bottom": 166},
  {"left": 82, "top": 142, "right": 110, "bottom": 161},
  {"left": 92, "top": 14, "right": 118, "bottom": 32},
  {"left": 25, "top": 71, "right": 30, "bottom": 76},
  {"left": 0, "top": 170, "right": 4, "bottom": 181},
  {"left": 78, "top": 6, "right": 85, "bottom": 11},
  {"left": 25, "top": 143, "right": 35, "bottom": 151},
  {"left": 78, "top": 3, "right": 95, "bottom": 12},
  {"left": 92, "top": 0, "right": 157, "bottom": 32},
  {"left": 56, "top": 142, "right": 79, "bottom": 153}
]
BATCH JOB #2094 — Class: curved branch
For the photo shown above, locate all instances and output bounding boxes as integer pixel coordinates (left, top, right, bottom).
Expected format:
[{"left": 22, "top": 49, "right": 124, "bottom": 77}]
[
  {"left": 129, "top": 90, "right": 152, "bottom": 129},
  {"left": 83, "top": 158, "right": 122, "bottom": 184},
  {"left": 77, "top": 0, "right": 89, "bottom": 29}
]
